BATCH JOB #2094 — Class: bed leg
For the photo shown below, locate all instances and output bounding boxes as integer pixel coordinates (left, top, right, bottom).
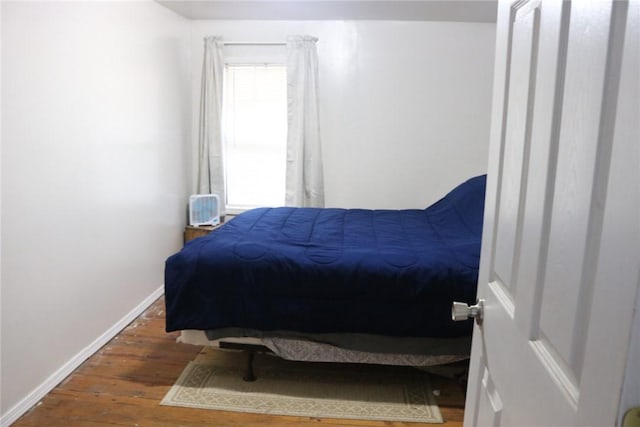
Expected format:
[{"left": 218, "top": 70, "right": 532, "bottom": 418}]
[
  {"left": 219, "top": 342, "right": 269, "bottom": 382},
  {"left": 243, "top": 350, "right": 257, "bottom": 382}
]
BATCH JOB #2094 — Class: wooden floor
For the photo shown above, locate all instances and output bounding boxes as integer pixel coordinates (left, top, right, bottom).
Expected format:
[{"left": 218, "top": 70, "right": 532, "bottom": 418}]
[{"left": 13, "top": 297, "right": 466, "bottom": 427}]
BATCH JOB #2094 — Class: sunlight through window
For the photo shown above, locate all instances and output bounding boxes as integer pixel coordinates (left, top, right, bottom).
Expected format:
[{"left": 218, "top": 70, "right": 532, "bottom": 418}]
[{"left": 223, "top": 64, "right": 287, "bottom": 210}]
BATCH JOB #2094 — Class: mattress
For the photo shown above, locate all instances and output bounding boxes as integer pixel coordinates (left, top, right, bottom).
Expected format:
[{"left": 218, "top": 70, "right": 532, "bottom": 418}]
[{"left": 165, "top": 175, "right": 486, "bottom": 339}]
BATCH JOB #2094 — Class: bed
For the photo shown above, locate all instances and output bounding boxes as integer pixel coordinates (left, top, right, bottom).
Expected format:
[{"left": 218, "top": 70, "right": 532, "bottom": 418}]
[{"left": 165, "top": 175, "right": 486, "bottom": 375}]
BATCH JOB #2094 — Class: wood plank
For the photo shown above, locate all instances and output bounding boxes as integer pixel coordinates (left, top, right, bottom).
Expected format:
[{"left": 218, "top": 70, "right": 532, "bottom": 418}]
[{"left": 12, "top": 297, "right": 466, "bottom": 426}]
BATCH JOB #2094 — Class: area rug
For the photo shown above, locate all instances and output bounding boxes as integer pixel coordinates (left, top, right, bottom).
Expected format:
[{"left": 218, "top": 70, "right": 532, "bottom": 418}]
[{"left": 161, "top": 348, "right": 443, "bottom": 423}]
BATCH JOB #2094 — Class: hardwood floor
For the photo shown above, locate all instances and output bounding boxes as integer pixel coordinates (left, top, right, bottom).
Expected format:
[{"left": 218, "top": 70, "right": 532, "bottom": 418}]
[{"left": 13, "top": 297, "right": 466, "bottom": 427}]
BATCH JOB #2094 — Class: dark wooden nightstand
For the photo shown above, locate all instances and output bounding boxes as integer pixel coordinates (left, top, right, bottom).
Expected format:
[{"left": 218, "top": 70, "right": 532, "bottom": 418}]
[
  {"left": 183, "top": 216, "right": 235, "bottom": 244},
  {"left": 184, "top": 225, "right": 219, "bottom": 244}
]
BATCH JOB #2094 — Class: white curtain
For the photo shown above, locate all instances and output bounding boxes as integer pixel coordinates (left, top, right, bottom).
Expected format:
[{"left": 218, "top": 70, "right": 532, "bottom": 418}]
[
  {"left": 285, "top": 36, "right": 325, "bottom": 208},
  {"left": 197, "top": 36, "right": 226, "bottom": 216}
]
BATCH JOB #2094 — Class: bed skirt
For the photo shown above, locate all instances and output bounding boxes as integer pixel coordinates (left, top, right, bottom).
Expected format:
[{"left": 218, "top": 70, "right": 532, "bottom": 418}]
[{"left": 178, "top": 330, "right": 470, "bottom": 367}]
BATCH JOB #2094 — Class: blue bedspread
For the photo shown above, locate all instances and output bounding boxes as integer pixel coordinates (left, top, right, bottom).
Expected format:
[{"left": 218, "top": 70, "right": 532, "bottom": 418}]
[{"left": 165, "top": 175, "right": 486, "bottom": 338}]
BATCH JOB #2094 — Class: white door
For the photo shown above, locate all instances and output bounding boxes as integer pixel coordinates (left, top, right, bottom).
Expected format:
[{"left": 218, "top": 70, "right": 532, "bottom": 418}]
[{"left": 463, "top": 0, "right": 639, "bottom": 426}]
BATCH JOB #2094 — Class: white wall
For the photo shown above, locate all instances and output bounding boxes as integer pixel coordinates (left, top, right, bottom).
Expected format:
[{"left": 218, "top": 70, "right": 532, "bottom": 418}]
[
  {"left": 1, "top": 1, "right": 190, "bottom": 420},
  {"left": 191, "top": 20, "right": 496, "bottom": 208},
  {"left": 0, "top": 0, "right": 4, "bottom": 416}
]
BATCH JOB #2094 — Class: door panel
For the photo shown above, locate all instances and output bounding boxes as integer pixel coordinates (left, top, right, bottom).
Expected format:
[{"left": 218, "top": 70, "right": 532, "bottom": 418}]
[
  {"left": 537, "top": 0, "right": 614, "bottom": 374},
  {"left": 464, "top": 1, "right": 639, "bottom": 426},
  {"left": 474, "top": 365, "right": 504, "bottom": 427},
  {"left": 492, "top": 0, "right": 540, "bottom": 298}
]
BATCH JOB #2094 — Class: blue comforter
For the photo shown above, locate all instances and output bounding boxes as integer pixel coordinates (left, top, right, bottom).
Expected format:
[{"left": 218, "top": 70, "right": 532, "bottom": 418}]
[{"left": 165, "top": 175, "right": 486, "bottom": 338}]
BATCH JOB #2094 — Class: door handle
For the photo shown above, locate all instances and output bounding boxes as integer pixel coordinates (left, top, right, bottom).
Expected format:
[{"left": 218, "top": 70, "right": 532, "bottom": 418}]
[{"left": 452, "top": 299, "right": 485, "bottom": 325}]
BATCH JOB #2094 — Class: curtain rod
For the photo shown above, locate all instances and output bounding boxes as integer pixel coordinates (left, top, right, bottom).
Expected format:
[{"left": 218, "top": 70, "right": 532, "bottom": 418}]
[{"left": 221, "top": 41, "right": 286, "bottom": 46}]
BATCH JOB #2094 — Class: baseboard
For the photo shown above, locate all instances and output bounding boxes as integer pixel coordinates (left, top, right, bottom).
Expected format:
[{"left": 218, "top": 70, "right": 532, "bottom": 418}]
[{"left": 0, "top": 285, "right": 164, "bottom": 427}]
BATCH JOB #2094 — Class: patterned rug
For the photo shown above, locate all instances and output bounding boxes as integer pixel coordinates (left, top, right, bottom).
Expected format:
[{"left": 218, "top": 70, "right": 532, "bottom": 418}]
[{"left": 161, "top": 348, "right": 443, "bottom": 423}]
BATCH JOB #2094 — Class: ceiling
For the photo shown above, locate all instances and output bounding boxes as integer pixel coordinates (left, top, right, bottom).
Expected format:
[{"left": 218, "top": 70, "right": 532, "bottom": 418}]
[{"left": 156, "top": 0, "right": 498, "bottom": 23}]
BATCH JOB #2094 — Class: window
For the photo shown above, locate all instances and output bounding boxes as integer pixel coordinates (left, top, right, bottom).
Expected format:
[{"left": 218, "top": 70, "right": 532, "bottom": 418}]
[{"left": 223, "top": 64, "right": 287, "bottom": 210}]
